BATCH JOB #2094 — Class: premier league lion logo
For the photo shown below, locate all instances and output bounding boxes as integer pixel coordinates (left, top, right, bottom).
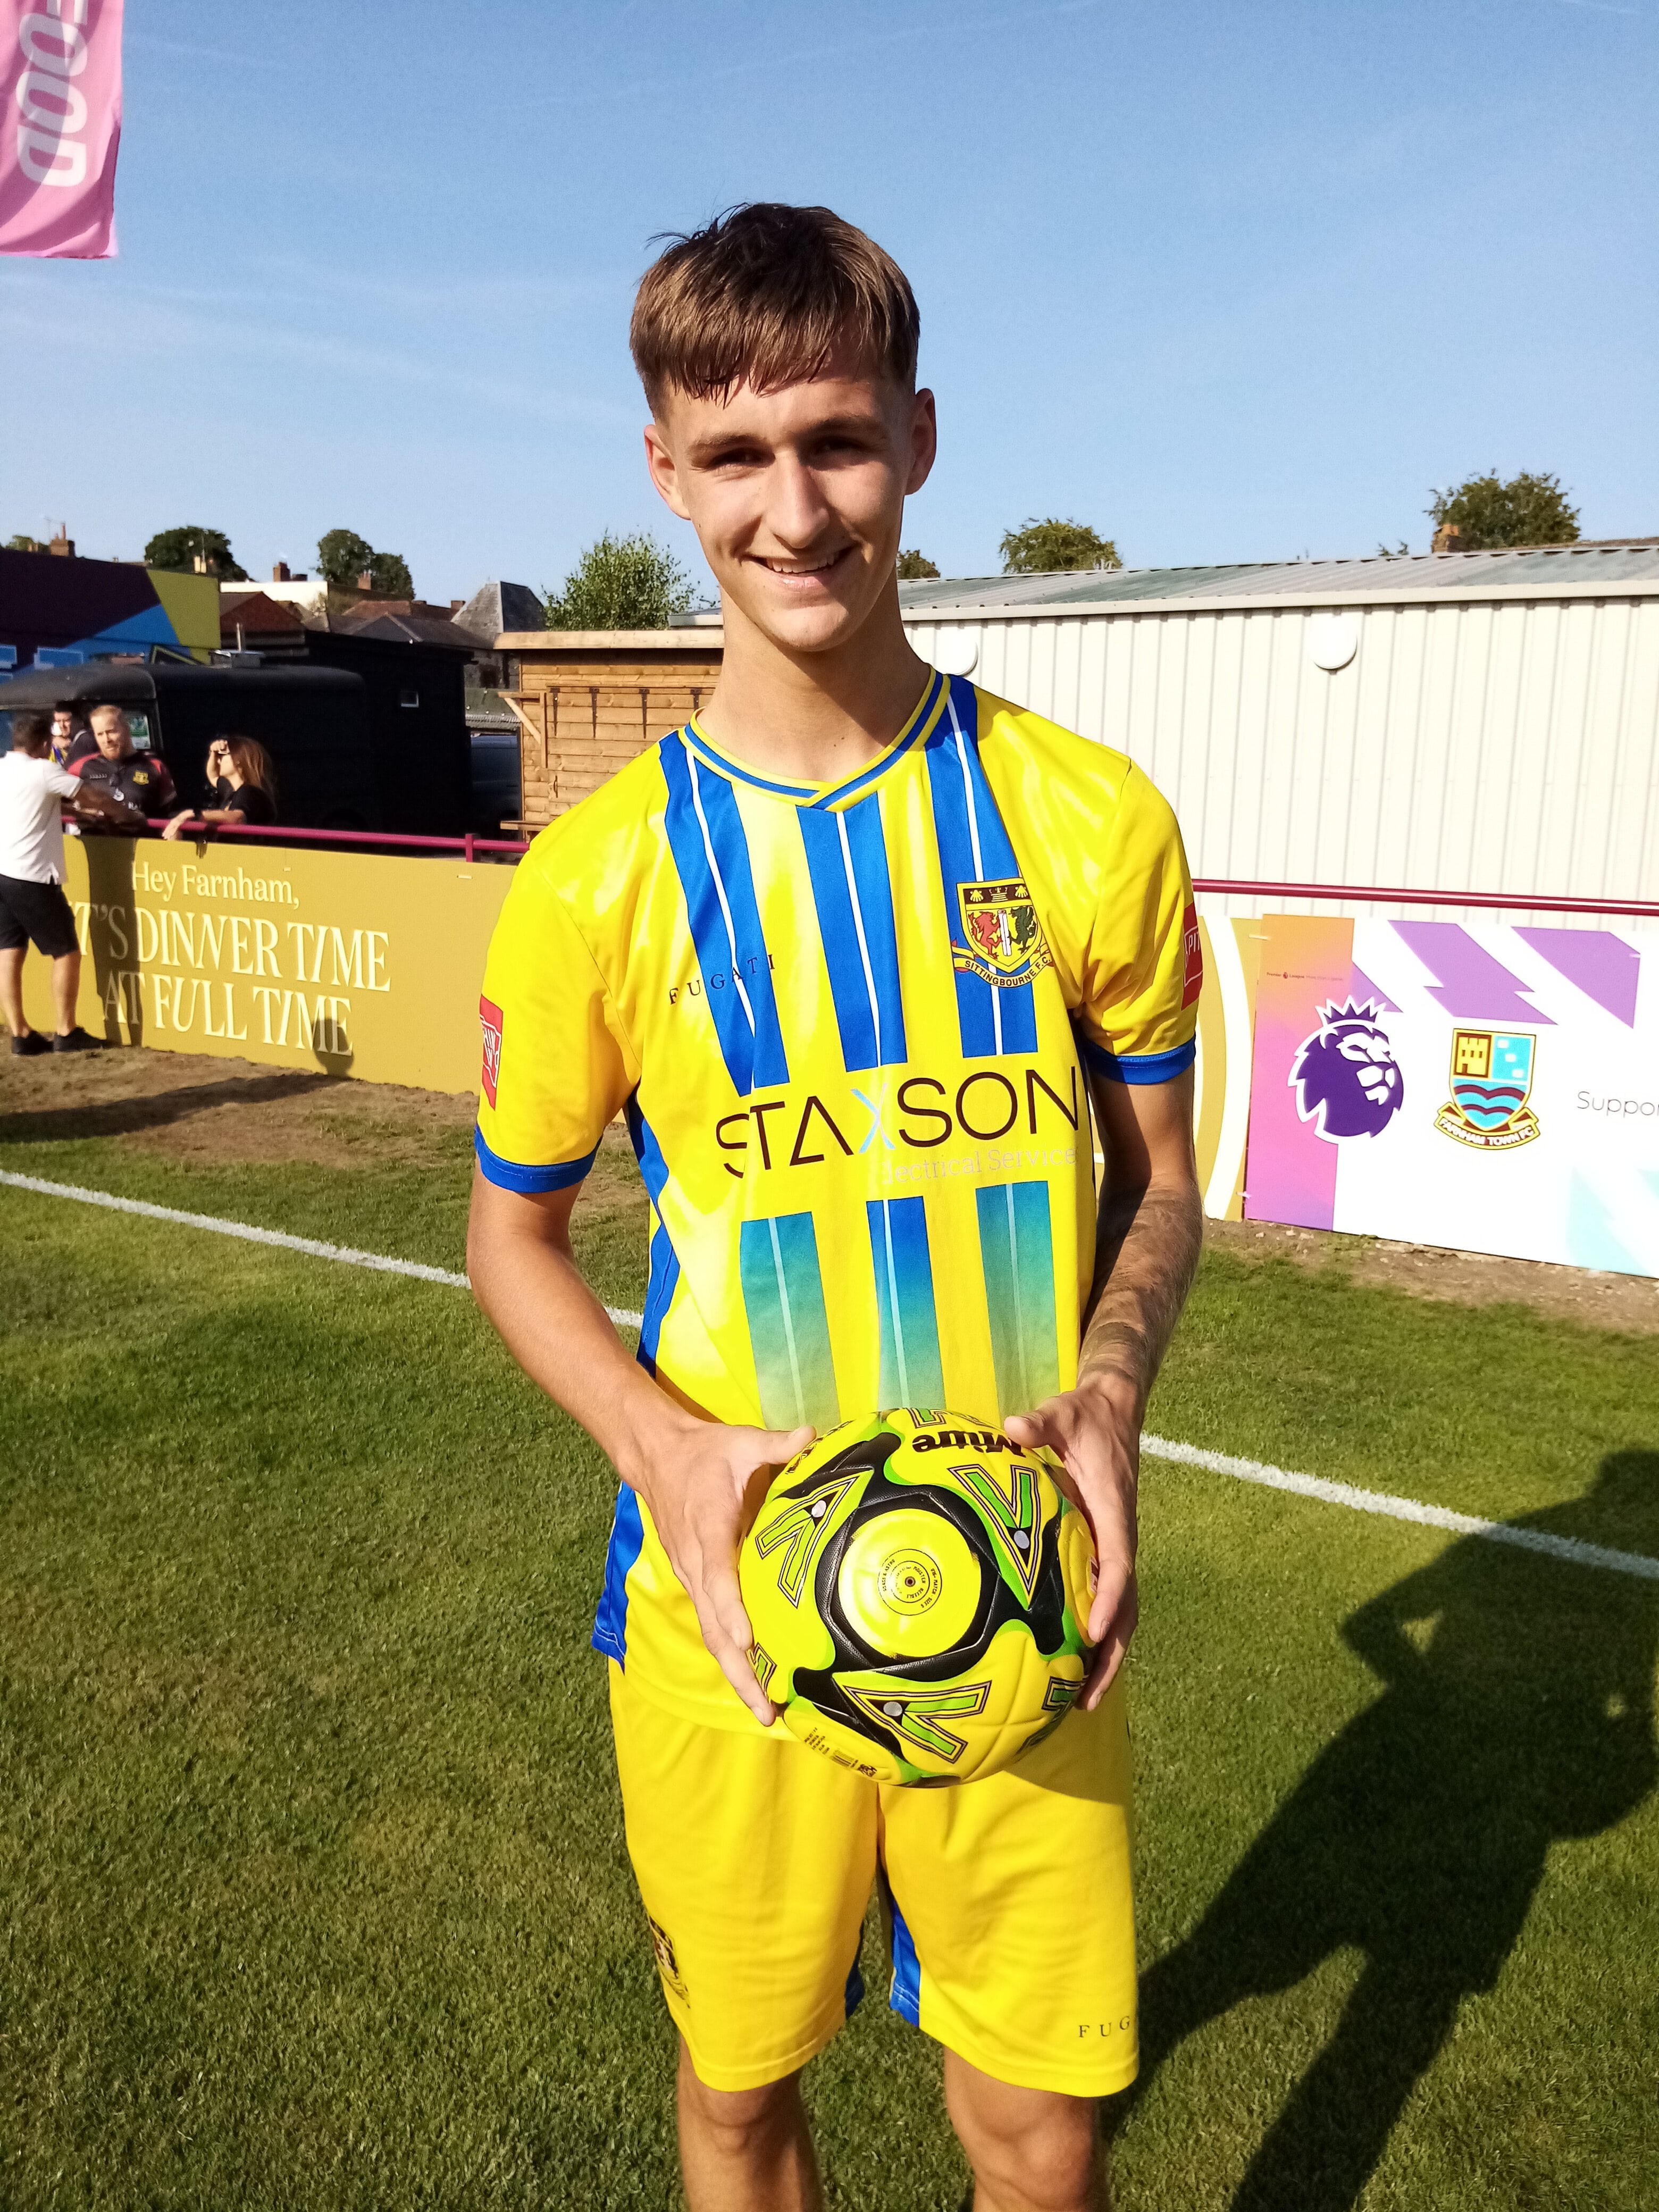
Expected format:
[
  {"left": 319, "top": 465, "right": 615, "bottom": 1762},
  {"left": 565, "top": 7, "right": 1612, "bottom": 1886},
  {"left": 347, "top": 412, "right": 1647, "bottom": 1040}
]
[{"left": 1290, "top": 999, "right": 1404, "bottom": 1139}]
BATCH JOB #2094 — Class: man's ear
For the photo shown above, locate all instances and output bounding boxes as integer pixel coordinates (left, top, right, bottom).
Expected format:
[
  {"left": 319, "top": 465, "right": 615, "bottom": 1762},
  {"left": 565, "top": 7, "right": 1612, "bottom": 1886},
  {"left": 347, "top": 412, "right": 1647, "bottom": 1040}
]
[
  {"left": 643, "top": 420, "right": 692, "bottom": 521},
  {"left": 905, "top": 388, "right": 939, "bottom": 498}
]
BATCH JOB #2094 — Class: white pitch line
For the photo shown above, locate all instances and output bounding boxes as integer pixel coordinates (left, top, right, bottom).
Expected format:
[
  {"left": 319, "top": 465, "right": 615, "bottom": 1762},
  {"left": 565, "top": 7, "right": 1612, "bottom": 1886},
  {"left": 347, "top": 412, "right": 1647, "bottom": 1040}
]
[
  {"left": 1142, "top": 1433, "right": 1659, "bottom": 1581},
  {"left": 0, "top": 1168, "right": 647, "bottom": 1330},
  {"left": 4, "top": 1168, "right": 1655, "bottom": 1578}
]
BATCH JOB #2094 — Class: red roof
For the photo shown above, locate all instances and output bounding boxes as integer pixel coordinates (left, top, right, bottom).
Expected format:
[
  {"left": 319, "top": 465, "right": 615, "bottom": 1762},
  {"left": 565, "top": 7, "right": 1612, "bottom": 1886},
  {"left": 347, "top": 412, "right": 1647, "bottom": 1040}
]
[{"left": 220, "top": 592, "right": 305, "bottom": 642}]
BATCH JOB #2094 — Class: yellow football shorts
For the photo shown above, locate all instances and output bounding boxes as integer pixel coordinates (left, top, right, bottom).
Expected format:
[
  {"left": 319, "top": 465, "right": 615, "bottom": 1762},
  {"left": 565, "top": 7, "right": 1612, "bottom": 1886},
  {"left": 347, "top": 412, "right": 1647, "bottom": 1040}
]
[{"left": 608, "top": 1659, "right": 1138, "bottom": 2097}]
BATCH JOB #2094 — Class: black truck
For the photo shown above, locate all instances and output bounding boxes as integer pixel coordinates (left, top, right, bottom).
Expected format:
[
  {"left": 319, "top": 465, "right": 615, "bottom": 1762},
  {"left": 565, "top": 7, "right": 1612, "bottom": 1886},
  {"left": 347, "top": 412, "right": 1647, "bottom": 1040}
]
[{"left": 0, "top": 638, "right": 476, "bottom": 837}]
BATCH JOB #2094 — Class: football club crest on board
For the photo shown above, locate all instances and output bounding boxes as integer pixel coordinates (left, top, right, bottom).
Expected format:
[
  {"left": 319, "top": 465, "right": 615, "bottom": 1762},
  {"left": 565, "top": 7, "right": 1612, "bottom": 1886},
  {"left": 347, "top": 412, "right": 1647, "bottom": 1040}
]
[
  {"left": 954, "top": 879, "right": 1052, "bottom": 990},
  {"left": 1435, "top": 1029, "right": 1540, "bottom": 1150}
]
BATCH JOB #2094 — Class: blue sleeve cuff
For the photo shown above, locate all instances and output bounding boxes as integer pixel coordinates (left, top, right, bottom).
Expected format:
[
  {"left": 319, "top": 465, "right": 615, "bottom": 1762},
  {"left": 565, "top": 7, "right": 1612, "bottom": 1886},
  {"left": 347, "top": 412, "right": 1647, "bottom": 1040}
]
[
  {"left": 1078, "top": 1034, "right": 1197, "bottom": 1085},
  {"left": 474, "top": 1127, "right": 598, "bottom": 1193}
]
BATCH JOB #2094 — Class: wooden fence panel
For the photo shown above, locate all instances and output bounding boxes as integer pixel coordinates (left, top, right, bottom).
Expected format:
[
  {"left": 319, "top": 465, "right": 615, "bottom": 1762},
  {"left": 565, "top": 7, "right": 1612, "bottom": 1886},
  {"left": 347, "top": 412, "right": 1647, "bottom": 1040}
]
[{"left": 506, "top": 662, "right": 718, "bottom": 828}]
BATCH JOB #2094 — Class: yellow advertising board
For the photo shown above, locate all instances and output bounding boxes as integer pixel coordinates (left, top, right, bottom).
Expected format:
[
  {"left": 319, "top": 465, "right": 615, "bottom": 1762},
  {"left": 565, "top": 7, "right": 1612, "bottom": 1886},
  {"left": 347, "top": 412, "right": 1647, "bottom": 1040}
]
[
  {"left": 20, "top": 841, "right": 1264, "bottom": 1216},
  {"left": 1192, "top": 913, "right": 1267, "bottom": 1221},
  {"left": 23, "top": 836, "right": 514, "bottom": 1094}
]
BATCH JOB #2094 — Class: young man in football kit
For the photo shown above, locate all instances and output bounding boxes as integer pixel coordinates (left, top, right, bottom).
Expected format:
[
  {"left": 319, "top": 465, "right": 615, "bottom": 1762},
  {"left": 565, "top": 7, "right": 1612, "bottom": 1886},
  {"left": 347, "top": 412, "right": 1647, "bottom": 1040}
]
[{"left": 468, "top": 204, "right": 1204, "bottom": 2212}]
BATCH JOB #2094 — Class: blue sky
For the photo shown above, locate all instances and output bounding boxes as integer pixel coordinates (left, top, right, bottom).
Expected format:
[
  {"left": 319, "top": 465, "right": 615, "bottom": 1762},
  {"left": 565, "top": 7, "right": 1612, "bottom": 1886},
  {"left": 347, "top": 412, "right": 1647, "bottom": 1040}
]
[{"left": 5, "top": 0, "right": 1656, "bottom": 605}]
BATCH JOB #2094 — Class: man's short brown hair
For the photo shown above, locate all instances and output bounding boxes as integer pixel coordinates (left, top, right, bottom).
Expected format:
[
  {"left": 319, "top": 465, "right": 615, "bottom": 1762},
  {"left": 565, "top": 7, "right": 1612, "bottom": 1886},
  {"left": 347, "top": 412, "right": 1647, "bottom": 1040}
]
[
  {"left": 631, "top": 203, "right": 919, "bottom": 413},
  {"left": 11, "top": 712, "right": 51, "bottom": 754}
]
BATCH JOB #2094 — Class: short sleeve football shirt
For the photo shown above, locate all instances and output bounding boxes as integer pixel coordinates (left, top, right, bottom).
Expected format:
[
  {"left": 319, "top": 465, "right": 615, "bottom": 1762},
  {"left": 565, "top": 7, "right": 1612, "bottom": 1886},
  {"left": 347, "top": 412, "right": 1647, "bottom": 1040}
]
[{"left": 476, "top": 673, "right": 1199, "bottom": 1727}]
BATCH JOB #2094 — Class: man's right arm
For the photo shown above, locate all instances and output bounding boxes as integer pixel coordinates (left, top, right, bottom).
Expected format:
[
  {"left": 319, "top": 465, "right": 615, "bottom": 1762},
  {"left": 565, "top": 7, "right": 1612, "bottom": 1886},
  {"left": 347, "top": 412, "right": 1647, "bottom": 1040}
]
[
  {"left": 52, "top": 766, "right": 126, "bottom": 821},
  {"left": 466, "top": 1168, "right": 810, "bottom": 1721}
]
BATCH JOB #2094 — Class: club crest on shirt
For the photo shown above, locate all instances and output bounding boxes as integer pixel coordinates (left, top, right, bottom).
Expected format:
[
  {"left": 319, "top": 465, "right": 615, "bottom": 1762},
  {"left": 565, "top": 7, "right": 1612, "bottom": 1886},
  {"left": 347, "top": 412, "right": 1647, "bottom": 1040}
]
[{"left": 954, "top": 879, "right": 1052, "bottom": 990}]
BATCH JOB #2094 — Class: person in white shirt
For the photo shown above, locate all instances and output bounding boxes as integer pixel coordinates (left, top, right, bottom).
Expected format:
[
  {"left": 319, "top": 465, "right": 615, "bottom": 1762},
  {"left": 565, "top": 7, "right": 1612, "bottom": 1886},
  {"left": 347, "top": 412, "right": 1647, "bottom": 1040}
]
[{"left": 0, "top": 713, "right": 124, "bottom": 1055}]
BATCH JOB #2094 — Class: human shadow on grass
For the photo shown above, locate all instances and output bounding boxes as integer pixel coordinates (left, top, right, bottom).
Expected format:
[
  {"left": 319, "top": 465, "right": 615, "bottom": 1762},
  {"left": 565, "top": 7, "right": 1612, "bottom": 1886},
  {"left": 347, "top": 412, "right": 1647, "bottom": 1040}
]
[
  {"left": 1126, "top": 1448, "right": 1659, "bottom": 2212},
  {"left": 0, "top": 1070, "right": 345, "bottom": 1146}
]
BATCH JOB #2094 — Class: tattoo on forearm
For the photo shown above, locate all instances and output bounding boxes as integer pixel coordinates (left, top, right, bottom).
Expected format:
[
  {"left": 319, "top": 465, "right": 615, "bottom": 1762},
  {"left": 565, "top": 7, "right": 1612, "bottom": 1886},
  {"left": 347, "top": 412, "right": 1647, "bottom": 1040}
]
[{"left": 1076, "top": 1181, "right": 1204, "bottom": 1413}]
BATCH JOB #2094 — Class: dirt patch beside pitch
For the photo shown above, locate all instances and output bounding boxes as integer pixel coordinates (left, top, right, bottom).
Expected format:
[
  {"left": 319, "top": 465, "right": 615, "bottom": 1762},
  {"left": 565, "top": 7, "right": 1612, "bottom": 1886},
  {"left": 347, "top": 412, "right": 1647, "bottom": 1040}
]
[
  {"left": 3, "top": 1045, "right": 1652, "bottom": 1333},
  {"left": 0, "top": 1044, "right": 471, "bottom": 1168},
  {"left": 1203, "top": 1215, "right": 1659, "bottom": 1337}
]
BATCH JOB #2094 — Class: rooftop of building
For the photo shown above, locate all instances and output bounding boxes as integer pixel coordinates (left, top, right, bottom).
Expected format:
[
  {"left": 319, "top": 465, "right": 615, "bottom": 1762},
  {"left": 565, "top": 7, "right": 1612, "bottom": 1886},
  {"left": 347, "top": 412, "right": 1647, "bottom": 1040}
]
[
  {"left": 330, "top": 606, "right": 480, "bottom": 651},
  {"left": 220, "top": 591, "right": 306, "bottom": 641},
  {"left": 880, "top": 541, "right": 1659, "bottom": 619},
  {"left": 494, "top": 627, "right": 726, "bottom": 652},
  {"left": 453, "top": 579, "right": 547, "bottom": 644}
]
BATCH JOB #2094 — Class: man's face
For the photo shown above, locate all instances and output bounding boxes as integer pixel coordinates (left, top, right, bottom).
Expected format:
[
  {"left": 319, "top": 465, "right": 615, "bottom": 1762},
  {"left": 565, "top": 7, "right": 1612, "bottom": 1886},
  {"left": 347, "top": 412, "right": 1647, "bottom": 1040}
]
[
  {"left": 91, "top": 711, "right": 130, "bottom": 760},
  {"left": 50, "top": 710, "right": 73, "bottom": 742},
  {"left": 643, "top": 358, "right": 936, "bottom": 657}
]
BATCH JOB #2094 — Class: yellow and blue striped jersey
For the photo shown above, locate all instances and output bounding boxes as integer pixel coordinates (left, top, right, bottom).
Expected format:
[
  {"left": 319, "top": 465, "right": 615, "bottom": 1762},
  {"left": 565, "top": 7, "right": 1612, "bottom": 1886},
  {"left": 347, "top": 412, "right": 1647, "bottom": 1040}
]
[{"left": 476, "top": 673, "right": 1199, "bottom": 1728}]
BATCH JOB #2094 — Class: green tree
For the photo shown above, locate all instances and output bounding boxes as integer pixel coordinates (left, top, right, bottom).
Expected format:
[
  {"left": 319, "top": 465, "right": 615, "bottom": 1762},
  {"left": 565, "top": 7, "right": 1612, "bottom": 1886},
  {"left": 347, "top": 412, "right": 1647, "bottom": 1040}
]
[
  {"left": 897, "top": 548, "right": 940, "bottom": 580},
  {"left": 6, "top": 533, "right": 45, "bottom": 552},
  {"left": 1427, "top": 471, "right": 1580, "bottom": 550},
  {"left": 143, "top": 524, "right": 249, "bottom": 581},
  {"left": 999, "top": 517, "right": 1121, "bottom": 574},
  {"left": 543, "top": 531, "right": 695, "bottom": 630},
  {"left": 367, "top": 550, "right": 415, "bottom": 599},
  {"left": 316, "top": 529, "right": 375, "bottom": 588}
]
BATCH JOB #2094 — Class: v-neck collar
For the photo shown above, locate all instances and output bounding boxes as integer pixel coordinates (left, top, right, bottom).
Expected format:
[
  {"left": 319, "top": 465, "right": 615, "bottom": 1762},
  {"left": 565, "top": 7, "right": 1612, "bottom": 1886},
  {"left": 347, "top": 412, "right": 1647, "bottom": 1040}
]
[{"left": 677, "top": 667, "right": 951, "bottom": 812}]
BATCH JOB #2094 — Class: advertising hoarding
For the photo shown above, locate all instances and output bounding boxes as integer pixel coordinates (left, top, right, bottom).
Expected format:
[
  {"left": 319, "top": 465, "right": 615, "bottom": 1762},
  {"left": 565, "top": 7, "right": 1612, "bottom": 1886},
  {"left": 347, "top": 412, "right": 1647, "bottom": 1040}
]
[
  {"left": 1245, "top": 915, "right": 1659, "bottom": 1278},
  {"left": 22, "top": 835, "right": 513, "bottom": 1094}
]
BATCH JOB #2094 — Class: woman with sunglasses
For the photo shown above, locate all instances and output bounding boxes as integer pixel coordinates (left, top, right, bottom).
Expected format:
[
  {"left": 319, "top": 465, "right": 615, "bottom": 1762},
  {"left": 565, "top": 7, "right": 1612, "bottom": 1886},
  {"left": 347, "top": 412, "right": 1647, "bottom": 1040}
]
[{"left": 162, "top": 735, "right": 278, "bottom": 840}]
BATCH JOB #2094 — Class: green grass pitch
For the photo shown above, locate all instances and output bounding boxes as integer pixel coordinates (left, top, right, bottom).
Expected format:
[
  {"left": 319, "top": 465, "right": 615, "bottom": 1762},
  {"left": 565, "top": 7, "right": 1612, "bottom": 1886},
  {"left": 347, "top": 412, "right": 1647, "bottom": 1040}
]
[{"left": 1, "top": 1106, "right": 1656, "bottom": 2208}]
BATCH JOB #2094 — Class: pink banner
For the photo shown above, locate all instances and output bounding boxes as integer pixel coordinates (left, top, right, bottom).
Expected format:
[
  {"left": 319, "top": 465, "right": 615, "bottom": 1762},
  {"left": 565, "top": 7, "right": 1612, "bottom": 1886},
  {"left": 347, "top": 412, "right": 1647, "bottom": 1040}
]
[
  {"left": 1242, "top": 914, "right": 1355, "bottom": 1231},
  {"left": 0, "top": 0, "right": 123, "bottom": 258}
]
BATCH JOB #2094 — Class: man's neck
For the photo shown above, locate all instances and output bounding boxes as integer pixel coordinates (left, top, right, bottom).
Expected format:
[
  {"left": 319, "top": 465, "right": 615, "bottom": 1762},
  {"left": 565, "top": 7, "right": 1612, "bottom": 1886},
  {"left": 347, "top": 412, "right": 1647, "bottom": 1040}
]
[{"left": 698, "top": 586, "right": 932, "bottom": 787}]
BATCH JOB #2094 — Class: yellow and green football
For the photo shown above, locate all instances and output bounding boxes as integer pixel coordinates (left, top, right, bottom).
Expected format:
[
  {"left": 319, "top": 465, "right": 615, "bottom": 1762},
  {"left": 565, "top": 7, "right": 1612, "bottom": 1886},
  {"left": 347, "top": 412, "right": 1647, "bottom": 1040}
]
[{"left": 739, "top": 1407, "right": 1096, "bottom": 1786}]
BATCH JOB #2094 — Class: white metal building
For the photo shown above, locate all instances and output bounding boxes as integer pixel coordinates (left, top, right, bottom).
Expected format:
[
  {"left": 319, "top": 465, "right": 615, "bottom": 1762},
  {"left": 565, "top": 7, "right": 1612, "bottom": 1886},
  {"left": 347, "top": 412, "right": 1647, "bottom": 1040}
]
[{"left": 896, "top": 544, "right": 1659, "bottom": 924}]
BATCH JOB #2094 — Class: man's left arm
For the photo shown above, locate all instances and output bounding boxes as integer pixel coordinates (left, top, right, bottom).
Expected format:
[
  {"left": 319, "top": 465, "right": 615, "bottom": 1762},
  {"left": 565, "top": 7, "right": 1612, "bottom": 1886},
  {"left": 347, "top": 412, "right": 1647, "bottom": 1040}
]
[{"left": 1003, "top": 1066, "right": 1202, "bottom": 1708}]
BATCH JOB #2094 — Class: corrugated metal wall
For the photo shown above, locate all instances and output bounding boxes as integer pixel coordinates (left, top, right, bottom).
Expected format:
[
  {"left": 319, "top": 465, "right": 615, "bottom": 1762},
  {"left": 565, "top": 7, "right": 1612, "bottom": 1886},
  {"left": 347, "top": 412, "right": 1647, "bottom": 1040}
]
[{"left": 906, "top": 598, "right": 1659, "bottom": 923}]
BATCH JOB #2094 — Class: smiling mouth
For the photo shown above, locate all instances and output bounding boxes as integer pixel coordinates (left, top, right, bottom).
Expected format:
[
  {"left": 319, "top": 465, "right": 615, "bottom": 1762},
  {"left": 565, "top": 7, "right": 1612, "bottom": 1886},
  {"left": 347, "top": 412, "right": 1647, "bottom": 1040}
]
[{"left": 753, "top": 548, "right": 854, "bottom": 580}]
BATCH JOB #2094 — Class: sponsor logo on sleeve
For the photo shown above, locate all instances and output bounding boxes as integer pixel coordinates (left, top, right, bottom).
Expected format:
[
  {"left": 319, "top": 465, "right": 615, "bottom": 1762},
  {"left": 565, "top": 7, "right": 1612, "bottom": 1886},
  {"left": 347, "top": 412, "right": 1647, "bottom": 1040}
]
[
  {"left": 1181, "top": 901, "right": 1203, "bottom": 1008},
  {"left": 479, "top": 994, "right": 504, "bottom": 1109}
]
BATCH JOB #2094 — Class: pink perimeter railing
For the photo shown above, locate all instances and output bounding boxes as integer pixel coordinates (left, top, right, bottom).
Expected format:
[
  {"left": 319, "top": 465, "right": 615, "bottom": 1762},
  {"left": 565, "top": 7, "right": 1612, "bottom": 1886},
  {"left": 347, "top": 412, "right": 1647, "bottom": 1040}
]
[
  {"left": 136, "top": 818, "right": 531, "bottom": 860},
  {"left": 113, "top": 819, "right": 1657, "bottom": 917},
  {"left": 1192, "top": 877, "right": 1659, "bottom": 919}
]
